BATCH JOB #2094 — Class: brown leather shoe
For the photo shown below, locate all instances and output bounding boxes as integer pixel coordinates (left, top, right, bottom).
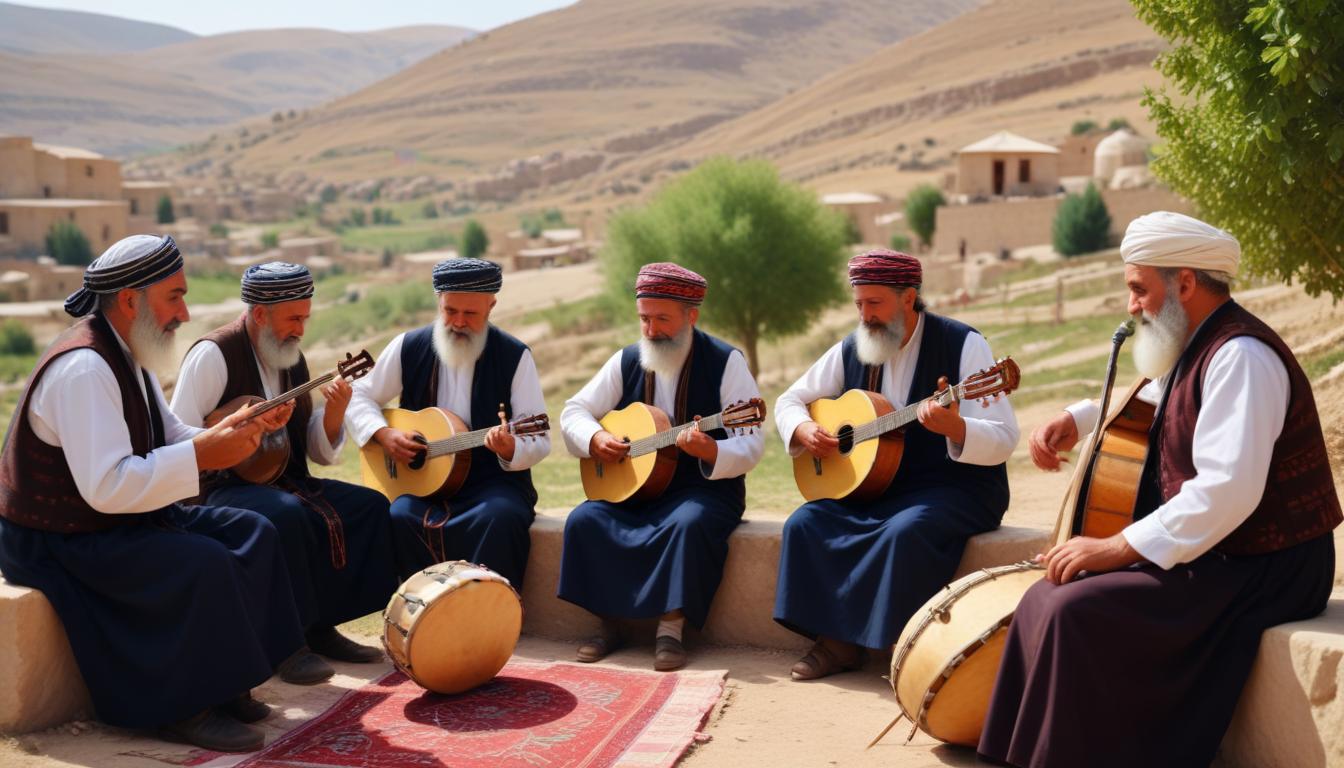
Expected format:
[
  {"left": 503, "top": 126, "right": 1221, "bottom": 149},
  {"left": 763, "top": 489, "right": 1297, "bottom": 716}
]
[
  {"left": 159, "top": 709, "right": 264, "bottom": 753},
  {"left": 653, "top": 635, "right": 687, "bottom": 672},
  {"left": 790, "top": 640, "right": 861, "bottom": 681},
  {"left": 576, "top": 621, "right": 623, "bottom": 663}
]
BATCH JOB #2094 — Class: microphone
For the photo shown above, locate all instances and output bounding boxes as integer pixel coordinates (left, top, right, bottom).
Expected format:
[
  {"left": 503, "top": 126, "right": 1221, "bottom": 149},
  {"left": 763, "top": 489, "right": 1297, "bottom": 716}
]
[{"left": 1112, "top": 318, "right": 1135, "bottom": 344}]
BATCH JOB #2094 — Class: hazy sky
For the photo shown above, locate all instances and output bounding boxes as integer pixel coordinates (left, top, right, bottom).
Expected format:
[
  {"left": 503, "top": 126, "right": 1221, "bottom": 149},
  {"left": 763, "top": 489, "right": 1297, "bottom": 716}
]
[{"left": 12, "top": 0, "right": 576, "bottom": 34}]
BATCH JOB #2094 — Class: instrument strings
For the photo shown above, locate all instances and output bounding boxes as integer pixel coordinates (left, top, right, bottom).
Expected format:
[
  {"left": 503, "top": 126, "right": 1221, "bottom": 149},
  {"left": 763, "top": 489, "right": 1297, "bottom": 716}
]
[
  {"left": 851, "top": 386, "right": 961, "bottom": 444},
  {"left": 626, "top": 413, "right": 726, "bottom": 458}
]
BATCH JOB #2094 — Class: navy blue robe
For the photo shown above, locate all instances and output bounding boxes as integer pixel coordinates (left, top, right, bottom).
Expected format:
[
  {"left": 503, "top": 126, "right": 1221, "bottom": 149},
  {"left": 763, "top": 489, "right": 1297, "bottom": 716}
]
[
  {"left": 774, "top": 314, "right": 1010, "bottom": 649},
  {"left": 0, "top": 505, "right": 305, "bottom": 729},
  {"left": 558, "top": 330, "right": 745, "bottom": 628}
]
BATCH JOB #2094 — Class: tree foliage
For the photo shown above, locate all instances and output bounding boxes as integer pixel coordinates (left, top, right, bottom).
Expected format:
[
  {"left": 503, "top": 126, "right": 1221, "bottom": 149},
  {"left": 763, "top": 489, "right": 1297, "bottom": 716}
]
[
  {"left": 602, "top": 157, "right": 848, "bottom": 375},
  {"left": 461, "top": 219, "right": 489, "bottom": 259},
  {"left": 1071, "top": 119, "right": 1100, "bottom": 135},
  {"left": 0, "top": 319, "right": 35, "bottom": 356},
  {"left": 46, "top": 220, "right": 93, "bottom": 266},
  {"left": 904, "top": 184, "right": 945, "bottom": 248},
  {"left": 1053, "top": 183, "right": 1113, "bottom": 257},
  {"left": 156, "top": 194, "right": 175, "bottom": 224},
  {"left": 1134, "top": 0, "right": 1344, "bottom": 296}
]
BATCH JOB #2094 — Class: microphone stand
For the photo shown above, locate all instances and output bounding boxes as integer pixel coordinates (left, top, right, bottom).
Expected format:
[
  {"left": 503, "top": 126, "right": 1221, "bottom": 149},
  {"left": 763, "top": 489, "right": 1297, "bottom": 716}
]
[{"left": 1067, "top": 319, "right": 1135, "bottom": 537}]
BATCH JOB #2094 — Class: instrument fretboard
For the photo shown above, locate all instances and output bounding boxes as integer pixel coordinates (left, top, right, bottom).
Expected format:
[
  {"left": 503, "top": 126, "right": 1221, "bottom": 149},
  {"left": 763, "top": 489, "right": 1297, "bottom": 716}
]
[
  {"left": 626, "top": 412, "right": 727, "bottom": 458},
  {"left": 850, "top": 385, "right": 964, "bottom": 444}
]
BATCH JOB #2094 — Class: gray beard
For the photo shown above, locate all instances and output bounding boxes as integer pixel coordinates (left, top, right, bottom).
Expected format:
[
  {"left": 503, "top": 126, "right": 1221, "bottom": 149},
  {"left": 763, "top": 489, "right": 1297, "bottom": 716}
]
[
  {"left": 127, "top": 307, "right": 177, "bottom": 376},
  {"left": 256, "top": 327, "right": 302, "bottom": 370},
  {"left": 854, "top": 316, "right": 907, "bottom": 366},
  {"left": 433, "top": 318, "right": 487, "bottom": 371},
  {"left": 638, "top": 325, "right": 692, "bottom": 379},
  {"left": 1132, "top": 298, "right": 1188, "bottom": 380}
]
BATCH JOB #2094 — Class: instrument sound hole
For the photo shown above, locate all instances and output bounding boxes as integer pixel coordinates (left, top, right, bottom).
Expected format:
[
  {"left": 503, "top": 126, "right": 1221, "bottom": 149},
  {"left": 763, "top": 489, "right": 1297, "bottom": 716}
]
[
  {"left": 836, "top": 424, "right": 855, "bottom": 455},
  {"left": 408, "top": 434, "right": 429, "bottom": 470}
]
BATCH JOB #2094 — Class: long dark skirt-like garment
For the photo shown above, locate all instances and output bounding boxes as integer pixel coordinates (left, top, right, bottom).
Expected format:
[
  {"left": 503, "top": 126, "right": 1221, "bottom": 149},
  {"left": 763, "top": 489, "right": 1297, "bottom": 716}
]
[
  {"left": 0, "top": 505, "right": 306, "bottom": 729},
  {"left": 773, "top": 486, "right": 1002, "bottom": 650},
  {"left": 557, "top": 486, "right": 743, "bottom": 627},
  {"left": 387, "top": 482, "right": 535, "bottom": 587},
  {"left": 978, "top": 533, "right": 1336, "bottom": 768},
  {"left": 210, "top": 478, "right": 399, "bottom": 629}
]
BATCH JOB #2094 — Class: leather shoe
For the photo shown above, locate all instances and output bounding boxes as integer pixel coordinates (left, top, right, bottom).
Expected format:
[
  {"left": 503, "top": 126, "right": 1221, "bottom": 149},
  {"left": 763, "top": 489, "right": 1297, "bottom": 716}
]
[
  {"left": 790, "top": 640, "right": 861, "bottom": 681},
  {"left": 277, "top": 647, "right": 335, "bottom": 685},
  {"left": 653, "top": 635, "right": 687, "bottom": 672},
  {"left": 159, "top": 709, "right": 263, "bottom": 753},
  {"left": 307, "top": 626, "right": 383, "bottom": 663},
  {"left": 576, "top": 620, "right": 623, "bottom": 663},
  {"left": 219, "top": 692, "right": 271, "bottom": 724}
]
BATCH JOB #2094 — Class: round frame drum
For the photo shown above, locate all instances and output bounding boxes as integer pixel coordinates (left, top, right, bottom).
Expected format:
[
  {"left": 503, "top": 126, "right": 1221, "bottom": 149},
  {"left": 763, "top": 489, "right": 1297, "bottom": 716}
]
[
  {"left": 383, "top": 561, "right": 523, "bottom": 694},
  {"left": 889, "top": 562, "right": 1044, "bottom": 746}
]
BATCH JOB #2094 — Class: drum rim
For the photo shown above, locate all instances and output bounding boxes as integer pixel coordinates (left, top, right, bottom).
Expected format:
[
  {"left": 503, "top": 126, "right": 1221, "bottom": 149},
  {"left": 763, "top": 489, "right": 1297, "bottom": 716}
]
[{"left": 382, "top": 561, "right": 523, "bottom": 677}]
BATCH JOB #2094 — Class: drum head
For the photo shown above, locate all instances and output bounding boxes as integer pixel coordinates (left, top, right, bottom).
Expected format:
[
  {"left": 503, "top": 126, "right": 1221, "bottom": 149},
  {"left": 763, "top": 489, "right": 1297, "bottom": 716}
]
[{"left": 405, "top": 579, "right": 522, "bottom": 695}]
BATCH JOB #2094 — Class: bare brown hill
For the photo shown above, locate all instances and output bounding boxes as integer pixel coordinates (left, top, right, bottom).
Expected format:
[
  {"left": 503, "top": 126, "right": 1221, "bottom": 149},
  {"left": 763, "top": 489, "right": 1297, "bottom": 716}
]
[
  {"left": 0, "top": 1, "right": 195, "bottom": 55},
  {"left": 155, "top": 0, "right": 984, "bottom": 183}
]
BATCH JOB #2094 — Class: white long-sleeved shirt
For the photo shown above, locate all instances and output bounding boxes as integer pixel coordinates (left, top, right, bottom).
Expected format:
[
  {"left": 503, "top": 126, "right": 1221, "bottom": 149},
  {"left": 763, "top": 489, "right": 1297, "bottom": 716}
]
[
  {"left": 169, "top": 339, "right": 344, "bottom": 465},
  {"left": 345, "top": 330, "right": 550, "bottom": 472},
  {"left": 27, "top": 326, "right": 202, "bottom": 513},
  {"left": 1065, "top": 336, "right": 1290, "bottom": 569},
  {"left": 560, "top": 345, "right": 766, "bottom": 480},
  {"left": 775, "top": 313, "right": 1020, "bottom": 466}
]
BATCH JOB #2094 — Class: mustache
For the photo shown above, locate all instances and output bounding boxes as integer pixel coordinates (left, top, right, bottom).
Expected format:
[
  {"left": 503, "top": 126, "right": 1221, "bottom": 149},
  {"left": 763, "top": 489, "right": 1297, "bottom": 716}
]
[{"left": 162, "top": 319, "right": 181, "bottom": 333}]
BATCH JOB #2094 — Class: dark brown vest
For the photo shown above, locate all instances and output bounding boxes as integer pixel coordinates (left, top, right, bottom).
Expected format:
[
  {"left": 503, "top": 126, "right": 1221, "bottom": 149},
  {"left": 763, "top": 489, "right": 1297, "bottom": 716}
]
[
  {"left": 0, "top": 314, "right": 165, "bottom": 532},
  {"left": 1152, "top": 300, "right": 1341, "bottom": 555},
  {"left": 193, "top": 313, "right": 313, "bottom": 485}
]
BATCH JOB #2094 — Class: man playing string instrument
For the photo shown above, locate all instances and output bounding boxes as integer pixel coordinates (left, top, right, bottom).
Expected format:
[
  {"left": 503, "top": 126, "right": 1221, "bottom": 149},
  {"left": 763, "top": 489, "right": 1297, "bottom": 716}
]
[
  {"left": 558, "top": 263, "right": 764, "bottom": 671},
  {"left": 171, "top": 262, "right": 399, "bottom": 671},
  {"left": 979, "top": 212, "right": 1340, "bottom": 768},
  {"left": 345, "top": 258, "right": 548, "bottom": 586},
  {"left": 773, "top": 249, "right": 1019, "bottom": 680},
  {"left": 0, "top": 236, "right": 316, "bottom": 752}
]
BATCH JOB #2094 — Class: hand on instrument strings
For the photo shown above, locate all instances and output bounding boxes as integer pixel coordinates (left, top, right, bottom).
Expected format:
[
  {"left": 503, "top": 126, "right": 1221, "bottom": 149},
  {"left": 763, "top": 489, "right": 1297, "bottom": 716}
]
[
  {"left": 916, "top": 376, "right": 966, "bottom": 445},
  {"left": 320, "top": 378, "right": 353, "bottom": 422},
  {"left": 1029, "top": 410, "right": 1080, "bottom": 471},
  {"left": 793, "top": 421, "right": 839, "bottom": 458},
  {"left": 1038, "top": 533, "right": 1143, "bottom": 584},
  {"left": 254, "top": 400, "right": 294, "bottom": 434},
  {"left": 589, "top": 430, "right": 631, "bottom": 463},
  {"left": 676, "top": 417, "right": 719, "bottom": 464},
  {"left": 192, "top": 404, "right": 267, "bottom": 471},
  {"left": 374, "top": 427, "right": 423, "bottom": 463},
  {"left": 484, "top": 407, "right": 516, "bottom": 462}
]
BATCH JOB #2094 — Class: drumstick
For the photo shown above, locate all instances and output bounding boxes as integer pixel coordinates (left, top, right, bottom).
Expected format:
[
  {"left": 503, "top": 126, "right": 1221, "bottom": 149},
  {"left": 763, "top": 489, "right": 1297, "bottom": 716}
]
[{"left": 865, "top": 713, "right": 905, "bottom": 749}]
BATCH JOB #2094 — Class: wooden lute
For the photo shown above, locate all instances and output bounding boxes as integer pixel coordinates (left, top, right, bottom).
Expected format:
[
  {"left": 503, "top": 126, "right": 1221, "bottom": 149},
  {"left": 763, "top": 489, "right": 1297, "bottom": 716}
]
[
  {"left": 1071, "top": 377, "right": 1155, "bottom": 538},
  {"left": 205, "top": 350, "right": 375, "bottom": 485},
  {"left": 359, "top": 406, "right": 550, "bottom": 502},
  {"left": 792, "top": 358, "right": 1021, "bottom": 502},
  {"left": 579, "top": 398, "right": 767, "bottom": 503}
]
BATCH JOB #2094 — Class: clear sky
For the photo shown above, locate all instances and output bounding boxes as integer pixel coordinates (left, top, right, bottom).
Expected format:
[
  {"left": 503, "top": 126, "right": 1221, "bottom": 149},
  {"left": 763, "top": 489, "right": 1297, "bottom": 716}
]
[{"left": 10, "top": 0, "right": 576, "bottom": 34}]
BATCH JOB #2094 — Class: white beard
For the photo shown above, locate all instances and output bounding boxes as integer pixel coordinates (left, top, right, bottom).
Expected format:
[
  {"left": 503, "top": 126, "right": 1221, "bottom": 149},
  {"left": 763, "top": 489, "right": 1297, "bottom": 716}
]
[
  {"left": 1132, "top": 298, "right": 1188, "bottom": 379},
  {"left": 854, "top": 316, "right": 906, "bottom": 367},
  {"left": 433, "top": 318, "right": 488, "bottom": 371},
  {"left": 256, "top": 326, "right": 302, "bottom": 370},
  {"left": 127, "top": 306, "right": 178, "bottom": 376},
  {"left": 638, "top": 325, "right": 692, "bottom": 379}
]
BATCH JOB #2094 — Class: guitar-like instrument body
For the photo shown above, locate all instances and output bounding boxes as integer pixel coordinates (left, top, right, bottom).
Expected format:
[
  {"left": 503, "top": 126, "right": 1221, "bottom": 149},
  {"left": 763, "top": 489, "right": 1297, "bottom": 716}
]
[
  {"left": 1073, "top": 378, "right": 1154, "bottom": 538},
  {"left": 792, "top": 358, "right": 1021, "bottom": 502},
  {"left": 205, "top": 350, "right": 375, "bottom": 485},
  {"left": 579, "top": 399, "right": 767, "bottom": 503},
  {"left": 360, "top": 407, "right": 550, "bottom": 502}
]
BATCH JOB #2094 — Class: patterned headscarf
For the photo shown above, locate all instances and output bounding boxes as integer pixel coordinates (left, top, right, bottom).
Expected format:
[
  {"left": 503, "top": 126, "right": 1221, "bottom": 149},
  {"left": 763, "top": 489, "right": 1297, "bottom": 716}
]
[
  {"left": 241, "top": 262, "right": 314, "bottom": 305},
  {"left": 433, "top": 258, "right": 502, "bottom": 293},
  {"left": 848, "top": 248, "right": 922, "bottom": 288},
  {"left": 634, "top": 262, "right": 707, "bottom": 305},
  {"left": 64, "top": 234, "right": 183, "bottom": 317}
]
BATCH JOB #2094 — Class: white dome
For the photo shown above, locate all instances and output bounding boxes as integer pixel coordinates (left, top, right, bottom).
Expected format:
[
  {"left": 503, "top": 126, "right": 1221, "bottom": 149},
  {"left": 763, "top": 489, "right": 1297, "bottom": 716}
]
[{"left": 1094, "top": 129, "right": 1149, "bottom": 181}]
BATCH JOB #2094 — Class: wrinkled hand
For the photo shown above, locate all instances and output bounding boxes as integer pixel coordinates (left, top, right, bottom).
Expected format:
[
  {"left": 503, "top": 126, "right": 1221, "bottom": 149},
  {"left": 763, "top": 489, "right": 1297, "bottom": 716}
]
[
  {"left": 589, "top": 430, "right": 631, "bottom": 463},
  {"left": 193, "top": 403, "right": 267, "bottom": 471},
  {"left": 484, "top": 409, "right": 516, "bottom": 462},
  {"left": 676, "top": 417, "right": 718, "bottom": 464},
  {"left": 793, "top": 421, "right": 839, "bottom": 458},
  {"left": 1029, "top": 410, "right": 1080, "bottom": 471},
  {"left": 916, "top": 376, "right": 966, "bottom": 444},
  {"left": 254, "top": 400, "right": 294, "bottom": 434},
  {"left": 321, "top": 378, "right": 353, "bottom": 422},
  {"left": 374, "top": 427, "right": 423, "bottom": 463},
  {"left": 1037, "top": 533, "right": 1143, "bottom": 585}
]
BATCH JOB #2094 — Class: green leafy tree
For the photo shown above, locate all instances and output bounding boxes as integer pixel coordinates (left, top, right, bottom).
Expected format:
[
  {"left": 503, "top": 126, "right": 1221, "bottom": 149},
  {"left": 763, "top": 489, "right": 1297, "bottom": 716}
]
[
  {"left": 320, "top": 185, "right": 340, "bottom": 204},
  {"left": 461, "top": 219, "right": 489, "bottom": 259},
  {"left": 904, "top": 184, "right": 946, "bottom": 249},
  {"left": 842, "top": 215, "right": 863, "bottom": 245},
  {"left": 348, "top": 208, "right": 367, "bottom": 228},
  {"left": 46, "top": 220, "right": 93, "bottom": 266},
  {"left": 209, "top": 223, "right": 229, "bottom": 238},
  {"left": 1052, "top": 183, "right": 1112, "bottom": 257},
  {"left": 156, "top": 195, "right": 175, "bottom": 224},
  {"left": 1106, "top": 117, "right": 1132, "bottom": 132},
  {"left": 1071, "top": 119, "right": 1100, "bottom": 135},
  {"left": 603, "top": 157, "right": 848, "bottom": 375},
  {"left": 1135, "top": 0, "right": 1344, "bottom": 296},
  {"left": 261, "top": 231, "right": 279, "bottom": 249},
  {"left": 0, "top": 319, "right": 35, "bottom": 355},
  {"left": 421, "top": 200, "right": 439, "bottom": 219},
  {"left": 889, "top": 233, "right": 913, "bottom": 252}
]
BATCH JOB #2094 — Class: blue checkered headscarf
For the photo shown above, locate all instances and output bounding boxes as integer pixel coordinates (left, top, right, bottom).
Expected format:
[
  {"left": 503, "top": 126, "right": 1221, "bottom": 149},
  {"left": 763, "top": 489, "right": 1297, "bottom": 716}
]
[
  {"left": 432, "top": 257, "right": 502, "bottom": 294},
  {"left": 241, "top": 262, "right": 314, "bottom": 305}
]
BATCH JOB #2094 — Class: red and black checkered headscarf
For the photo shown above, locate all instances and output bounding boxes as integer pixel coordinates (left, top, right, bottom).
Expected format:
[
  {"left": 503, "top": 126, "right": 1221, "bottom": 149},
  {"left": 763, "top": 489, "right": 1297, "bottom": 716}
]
[
  {"left": 635, "top": 262, "right": 707, "bottom": 305},
  {"left": 848, "top": 248, "right": 921, "bottom": 288}
]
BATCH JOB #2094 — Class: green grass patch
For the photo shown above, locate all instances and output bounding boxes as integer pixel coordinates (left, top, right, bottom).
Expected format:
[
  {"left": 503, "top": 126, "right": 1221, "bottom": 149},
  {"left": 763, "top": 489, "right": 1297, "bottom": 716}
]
[
  {"left": 305, "top": 281, "right": 438, "bottom": 347},
  {"left": 523, "top": 294, "right": 628, "bottom": 336},
  {"left": 338, "top": 221, "right": 457, "bottom": 255},
  {"left": 1302, "top": 344, "right": 1344, "bottom": 381}
]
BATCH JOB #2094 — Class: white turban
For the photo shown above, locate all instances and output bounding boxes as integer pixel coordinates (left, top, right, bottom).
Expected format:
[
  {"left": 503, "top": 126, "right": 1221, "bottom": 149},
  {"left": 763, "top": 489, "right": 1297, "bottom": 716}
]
[{"left": 1120, "top": 211, "right": 1240, "bottom": 277}]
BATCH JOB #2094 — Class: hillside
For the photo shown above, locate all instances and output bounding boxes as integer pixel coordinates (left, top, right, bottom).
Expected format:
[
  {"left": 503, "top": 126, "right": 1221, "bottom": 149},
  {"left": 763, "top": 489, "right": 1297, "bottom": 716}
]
[
  {"left": 145, "top": 0, "right": 984, "bottom": 182},
  {"left": 0, "top": 1, "right": 195, "bottom": 55}
]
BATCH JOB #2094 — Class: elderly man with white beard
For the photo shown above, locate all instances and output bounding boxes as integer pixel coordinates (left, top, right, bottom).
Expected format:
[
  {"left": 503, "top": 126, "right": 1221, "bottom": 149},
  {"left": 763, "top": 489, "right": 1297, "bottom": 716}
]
[
  {"left": 772, "top": 248, "right": 1020, "bottom": 681},
  {"left": 978, "top": 212, "right": 1340, "bottom": 768},
  {"left": 0, "top": 236, "right": 316, "bottom": 752},
  {"left": 345, "top": 258, "right": 547, "bottom": 586},
  {"left": 558, "top": 263, "right": 764, "bottom": 671},
  {"left": 172, "top": 262, "right": 399, "bottom": 672}
]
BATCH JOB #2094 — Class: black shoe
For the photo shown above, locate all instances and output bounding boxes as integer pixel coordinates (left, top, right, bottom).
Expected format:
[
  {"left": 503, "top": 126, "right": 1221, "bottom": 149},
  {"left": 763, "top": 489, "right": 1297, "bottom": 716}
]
[
  {"left": 306, "top": 626, "right": 383, "bottom": 663},
  {"left": 219, "top": 692, "right": 272, "bottom": 724},
  {"left": 277, "top": 647, "right": 335, "bottom": 685},
  {"left": 159, "top": 709, "right": 264, "bottom": 753}
]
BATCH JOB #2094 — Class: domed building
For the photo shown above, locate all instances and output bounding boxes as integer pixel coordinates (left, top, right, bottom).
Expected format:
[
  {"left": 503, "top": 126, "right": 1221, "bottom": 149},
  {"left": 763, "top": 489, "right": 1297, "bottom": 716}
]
[{"left": 1093, "top": 128, "right": 1150, "bottom": 186}]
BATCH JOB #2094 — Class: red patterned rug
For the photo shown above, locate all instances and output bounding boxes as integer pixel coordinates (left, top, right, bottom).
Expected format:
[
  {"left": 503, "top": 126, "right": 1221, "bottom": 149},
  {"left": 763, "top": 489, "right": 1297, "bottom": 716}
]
[{"left": 231, "top": 660, "right": 725, "bottom": 768}]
